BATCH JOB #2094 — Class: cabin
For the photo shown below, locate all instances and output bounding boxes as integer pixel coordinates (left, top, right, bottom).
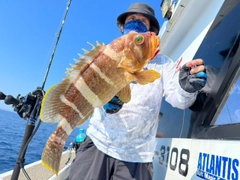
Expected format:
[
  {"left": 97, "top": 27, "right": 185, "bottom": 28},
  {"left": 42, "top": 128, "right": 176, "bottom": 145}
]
[{"left": 154, "top": 0, "right": 240, "bottom": 179}]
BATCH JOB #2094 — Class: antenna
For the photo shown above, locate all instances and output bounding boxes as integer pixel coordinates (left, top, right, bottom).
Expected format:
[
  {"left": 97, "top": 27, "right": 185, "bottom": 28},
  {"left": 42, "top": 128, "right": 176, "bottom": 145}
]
[{"left": 10, "top": 1, "right": 73, "bottom": 179}]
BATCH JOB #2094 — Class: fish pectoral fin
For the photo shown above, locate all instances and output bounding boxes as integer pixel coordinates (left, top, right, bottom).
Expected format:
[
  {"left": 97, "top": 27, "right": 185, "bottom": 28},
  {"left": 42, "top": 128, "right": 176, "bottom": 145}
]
[
  {"left": 118, "top": 57, "right": 141, "bottom": 73},
  {"left": 133, "top": 70, "right": 161, "bottom": 85},
  {"left": 116, "top": 84, "right": 131, "bottom": 103}
]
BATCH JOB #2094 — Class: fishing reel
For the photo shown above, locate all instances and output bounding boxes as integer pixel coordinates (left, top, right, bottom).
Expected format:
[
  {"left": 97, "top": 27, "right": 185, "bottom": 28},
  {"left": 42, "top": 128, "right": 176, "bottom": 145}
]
[{"left": 0, "top": 87, "right": 44, "bottom": 120}]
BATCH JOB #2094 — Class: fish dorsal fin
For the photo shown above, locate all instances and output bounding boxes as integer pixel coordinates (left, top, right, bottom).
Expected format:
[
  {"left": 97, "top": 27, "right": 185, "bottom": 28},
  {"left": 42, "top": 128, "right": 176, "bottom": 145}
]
[
  {"left": 40, "top": 78, "right": 71, "bottom": 124},
  {"left": 66, "top": 41, "right": 105, "bottom": 77},
  {"left": 116, "top": 84, "right": 131, "bottom": 103}
]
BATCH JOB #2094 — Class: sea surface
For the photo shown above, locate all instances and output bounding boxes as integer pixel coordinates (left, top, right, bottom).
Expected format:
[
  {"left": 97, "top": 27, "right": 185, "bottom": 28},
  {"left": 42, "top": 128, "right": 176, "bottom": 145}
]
[{"left": 0, "top": 109, "right": 89, "bottom": 174}]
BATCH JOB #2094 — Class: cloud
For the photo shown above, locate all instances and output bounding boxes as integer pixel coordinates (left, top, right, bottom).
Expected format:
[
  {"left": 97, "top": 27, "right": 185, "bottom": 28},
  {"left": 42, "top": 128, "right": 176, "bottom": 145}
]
[{"left": 235, "top": 109, "right": 240, "bottom": 121}]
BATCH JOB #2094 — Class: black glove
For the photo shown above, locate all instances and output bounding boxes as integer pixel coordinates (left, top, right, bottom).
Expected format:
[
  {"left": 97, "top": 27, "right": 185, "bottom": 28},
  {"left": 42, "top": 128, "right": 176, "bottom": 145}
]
[
  {"left": 103, "top": 96, "right": 124, "bottom": 114},
  {"left": 179, "top": 64, "right": 207, "bottom": 93}
]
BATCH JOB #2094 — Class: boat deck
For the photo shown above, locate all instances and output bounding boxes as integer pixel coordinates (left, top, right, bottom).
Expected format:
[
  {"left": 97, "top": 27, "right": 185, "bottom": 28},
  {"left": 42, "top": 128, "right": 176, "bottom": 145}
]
[{"left": 1, "top": 151, "right": 75, "bottom": 180}]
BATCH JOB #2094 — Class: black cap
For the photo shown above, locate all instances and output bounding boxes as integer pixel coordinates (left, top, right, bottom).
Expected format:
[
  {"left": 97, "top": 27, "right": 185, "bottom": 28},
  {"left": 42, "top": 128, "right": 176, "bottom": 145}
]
[{"left": 117, "top": 2, "right": 160, "bottom": 35}]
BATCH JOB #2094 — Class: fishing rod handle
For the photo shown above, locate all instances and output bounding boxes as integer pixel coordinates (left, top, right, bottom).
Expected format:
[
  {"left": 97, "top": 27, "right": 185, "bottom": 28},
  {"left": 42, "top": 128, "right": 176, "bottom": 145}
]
[
  {"left": 4, "top": 95, "right": 20, "bottom": 105},
  {"left": 0, "top": 91, "right": 6, "bottom": 100}
]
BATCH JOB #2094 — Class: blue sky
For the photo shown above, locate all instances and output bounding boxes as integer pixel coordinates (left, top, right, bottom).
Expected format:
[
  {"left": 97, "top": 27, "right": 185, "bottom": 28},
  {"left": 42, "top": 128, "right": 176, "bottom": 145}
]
[{"left": 0, "top": 0, "right": 165, "bottom": 111}]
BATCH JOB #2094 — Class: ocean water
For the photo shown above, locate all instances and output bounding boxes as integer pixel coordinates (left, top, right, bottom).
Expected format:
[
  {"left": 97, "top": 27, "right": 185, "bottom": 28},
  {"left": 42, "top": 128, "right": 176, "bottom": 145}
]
[{"left": 0, "top": 109, "right": 89, "bottom": 174}]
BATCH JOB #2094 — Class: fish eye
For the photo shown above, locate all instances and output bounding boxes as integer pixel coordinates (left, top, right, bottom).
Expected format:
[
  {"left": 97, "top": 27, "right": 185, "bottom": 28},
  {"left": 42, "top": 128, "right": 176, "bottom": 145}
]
[{"left": 134, "top": 35, "right": 144, "bottom": 45}]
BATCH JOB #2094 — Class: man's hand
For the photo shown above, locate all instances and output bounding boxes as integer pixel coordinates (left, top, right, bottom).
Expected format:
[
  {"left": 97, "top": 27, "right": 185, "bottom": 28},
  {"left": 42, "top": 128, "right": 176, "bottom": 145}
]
[{"left": 179, "top": 59, "right": 207, "bottom": 93}]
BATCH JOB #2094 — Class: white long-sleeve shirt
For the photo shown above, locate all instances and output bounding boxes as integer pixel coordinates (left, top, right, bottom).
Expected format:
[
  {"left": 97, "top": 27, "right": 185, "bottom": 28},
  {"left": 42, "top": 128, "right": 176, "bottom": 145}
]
[{"left": 87, "top": 54, "right": 197, "bottom": 163}]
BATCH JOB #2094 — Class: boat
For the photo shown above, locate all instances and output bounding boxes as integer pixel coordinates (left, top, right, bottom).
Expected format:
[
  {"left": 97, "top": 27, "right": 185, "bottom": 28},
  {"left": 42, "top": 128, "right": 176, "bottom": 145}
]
[
  {"left": 0, "top": 151, "right": 73, "bottom": 180},
  {"left": 1, "top": 0, "right": 240, "bottom": 179}
]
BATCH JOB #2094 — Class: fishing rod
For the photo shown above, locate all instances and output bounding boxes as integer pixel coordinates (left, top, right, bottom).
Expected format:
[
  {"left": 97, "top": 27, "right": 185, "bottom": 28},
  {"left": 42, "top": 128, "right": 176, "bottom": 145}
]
[{"left": 0, "top": 0, "right": 73, "bottom": 179}]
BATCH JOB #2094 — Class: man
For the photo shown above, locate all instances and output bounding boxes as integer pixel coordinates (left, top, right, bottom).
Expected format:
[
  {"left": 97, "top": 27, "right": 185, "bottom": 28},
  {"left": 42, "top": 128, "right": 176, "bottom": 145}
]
[{"left": 69, "top": 2, "right": 207, "bottom": 180}]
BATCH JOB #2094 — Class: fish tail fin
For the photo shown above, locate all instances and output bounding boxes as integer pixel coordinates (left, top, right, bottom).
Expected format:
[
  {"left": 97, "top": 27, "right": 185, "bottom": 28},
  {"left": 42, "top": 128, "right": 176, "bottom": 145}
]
[{"left": 42, "top": 124, "right": 72, "bottom": 175}]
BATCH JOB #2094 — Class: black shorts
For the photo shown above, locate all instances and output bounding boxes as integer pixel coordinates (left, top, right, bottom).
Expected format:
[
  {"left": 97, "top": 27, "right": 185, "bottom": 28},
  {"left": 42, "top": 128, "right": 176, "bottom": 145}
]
[{"left": 68, "top": 136, "right": 153, "bottom": 180}]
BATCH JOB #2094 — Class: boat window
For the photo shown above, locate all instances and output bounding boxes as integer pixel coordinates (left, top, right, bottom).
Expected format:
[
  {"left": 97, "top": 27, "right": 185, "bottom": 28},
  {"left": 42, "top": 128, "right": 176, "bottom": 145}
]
[{"left": 213, "top": 71, "right": 240, "bottom": 125}]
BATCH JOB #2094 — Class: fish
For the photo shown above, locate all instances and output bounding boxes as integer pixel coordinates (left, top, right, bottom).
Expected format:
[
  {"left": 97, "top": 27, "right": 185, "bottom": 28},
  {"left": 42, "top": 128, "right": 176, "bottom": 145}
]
[{"left": 40, "top": 31, "right": 161, "bottom": 175}]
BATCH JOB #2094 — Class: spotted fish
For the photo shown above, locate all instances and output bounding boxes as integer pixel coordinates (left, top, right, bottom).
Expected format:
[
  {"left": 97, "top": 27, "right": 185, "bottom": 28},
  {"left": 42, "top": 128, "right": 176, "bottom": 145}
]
[{"left": 40, "top": 31, "right": 161, "bottom": 175}]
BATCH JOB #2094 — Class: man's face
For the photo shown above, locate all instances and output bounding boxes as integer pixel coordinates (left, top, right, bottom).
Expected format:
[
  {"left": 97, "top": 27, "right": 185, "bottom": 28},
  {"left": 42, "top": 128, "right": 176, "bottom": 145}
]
[{"left": 124, "top": 13, "right": 150, "bottom": 30}]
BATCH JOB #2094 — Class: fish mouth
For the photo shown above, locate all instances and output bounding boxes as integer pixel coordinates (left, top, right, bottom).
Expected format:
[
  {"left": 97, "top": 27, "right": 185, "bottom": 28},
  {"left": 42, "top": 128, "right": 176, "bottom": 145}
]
[
  {"left": 151, "top": 48, "right": 160, "bottom": 60},
  {"left": 150, "top": 35, "right": 160, "bottom": 61}
]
